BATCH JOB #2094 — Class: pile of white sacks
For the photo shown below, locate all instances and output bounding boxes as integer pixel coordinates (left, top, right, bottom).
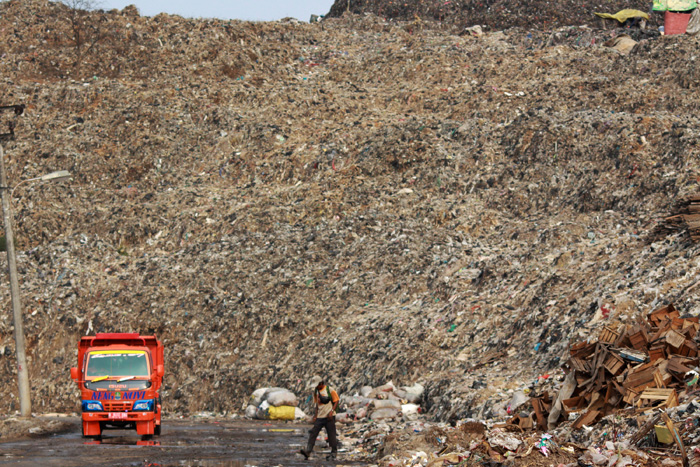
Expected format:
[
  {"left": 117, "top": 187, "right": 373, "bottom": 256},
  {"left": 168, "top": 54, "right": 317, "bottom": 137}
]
[
  {"left": 244, "top": 387, "right": 307, "bottom": 421},
  {"left": 337, "top": 381, "right": 424, "bottom": 423}
]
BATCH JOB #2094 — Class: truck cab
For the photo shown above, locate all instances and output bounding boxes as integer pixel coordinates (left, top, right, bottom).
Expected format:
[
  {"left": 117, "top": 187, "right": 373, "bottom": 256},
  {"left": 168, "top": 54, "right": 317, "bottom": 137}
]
[{"left": 70, "top": 333, "right": 164, "bottom": 438}]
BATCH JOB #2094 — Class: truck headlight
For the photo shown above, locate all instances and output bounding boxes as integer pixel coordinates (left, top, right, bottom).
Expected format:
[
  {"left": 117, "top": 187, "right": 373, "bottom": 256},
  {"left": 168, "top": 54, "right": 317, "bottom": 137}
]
[
  {"left": 82, "top": 400, "right": 103, "bottom": 412},
  {"left": 132, "top": 399, "right": 154, "bottom": 411}
]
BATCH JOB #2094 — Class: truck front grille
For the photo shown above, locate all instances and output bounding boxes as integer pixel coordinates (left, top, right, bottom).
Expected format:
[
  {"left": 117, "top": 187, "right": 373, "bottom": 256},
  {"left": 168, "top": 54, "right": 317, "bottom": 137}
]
[{"left": 103, "top": 401, "right": 133, "bottom": 412}]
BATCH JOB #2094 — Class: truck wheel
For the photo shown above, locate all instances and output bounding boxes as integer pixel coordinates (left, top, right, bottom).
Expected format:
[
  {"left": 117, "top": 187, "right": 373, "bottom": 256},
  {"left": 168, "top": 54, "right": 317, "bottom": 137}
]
[
  {"left": 154, "top": 398, "right": 162, "bottom": 436},
  {"left": 82, "top": 421, "right": 101, "bottom": 439}
]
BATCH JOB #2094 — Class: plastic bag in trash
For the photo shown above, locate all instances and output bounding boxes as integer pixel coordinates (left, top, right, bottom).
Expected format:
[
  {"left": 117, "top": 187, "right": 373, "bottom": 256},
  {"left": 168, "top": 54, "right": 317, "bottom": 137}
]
[
  {"left": 400, "top": 383, "right": 424, "bottom": 403},
  {"left": 261, "top": 387, "right": 289, "bottom": 402},
  {"left": 341, "top": 395, "right": 371, "bottom": 408},
  {"left": 370, "top": 408, "right": 399, "bottom": 420},
  {"left": 687, "top": 8, "right": 700, "bottom": 34},
  {"left": 401, "top": 382, "right": 425, "bottom": 397},
  {"left": 360, "top": 386, "right": 373, "bottom": 398},
  {"left": 250, "top": 388, "right": 268, "bottom": 406},
  {"left": 580, "top": 447, "right": 610, "bottom": 465},
  {"left": 507, "top": 390, "right": 529, "bottom": 414},
  {"left": 335, "top": 412, "right": 354, "bottom": 424},
  {"left": 268, "top": 405, "right": 296, "bottom": 420},
  {"left": 402, "top": 403, "right": 420, "bottom": 421},
  {"left": 375, "top": 381, "right": 397, "bottom": 393},
  {"left": 488, "top": 431, "right": 522, "bottom": 451},
  {"left": 255, "top": 400, "right": 271, "bottom": 419},
  {"left": 266, "top": 389, "right": 298, "bottom": 407},
  {"left": 245, "top": 404, "right": 257, "bottom": 419},
  {"left": 373, "top": 399, "right": 401, "bottom": 409}
]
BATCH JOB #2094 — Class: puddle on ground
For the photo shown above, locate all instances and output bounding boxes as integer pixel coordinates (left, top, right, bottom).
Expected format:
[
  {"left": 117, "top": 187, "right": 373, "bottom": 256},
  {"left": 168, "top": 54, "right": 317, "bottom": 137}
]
[{"left": 180, "top": 462, "right": 247, "bottom": 467}]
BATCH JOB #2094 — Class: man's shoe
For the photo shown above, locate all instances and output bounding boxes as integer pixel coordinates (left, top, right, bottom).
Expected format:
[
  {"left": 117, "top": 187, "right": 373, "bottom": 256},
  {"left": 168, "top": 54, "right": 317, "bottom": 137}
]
[
  {"left": 326, "top": 452, "right": 337, "bottom": 460},
  {"left": 299, "top": 448, "right": 310, "bottom": 459}
]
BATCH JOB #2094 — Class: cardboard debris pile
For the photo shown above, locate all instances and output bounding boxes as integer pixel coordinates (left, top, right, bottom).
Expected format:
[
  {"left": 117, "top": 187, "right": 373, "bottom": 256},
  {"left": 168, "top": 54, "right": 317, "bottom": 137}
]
[
  {"left": 564, "top": 303, "right": 698, "bottom": 428},
  {"left": 502, "top": 304, "right": 699, "bottom": 432},
  {"left": 665, "top": 194, "right": 700, "bottom": 242},
  {"left": 347, "top": 381, "right": 700, "bottom": 466},
  {"left": 354, "top": 300, "right": 700, "bottom": 466}
]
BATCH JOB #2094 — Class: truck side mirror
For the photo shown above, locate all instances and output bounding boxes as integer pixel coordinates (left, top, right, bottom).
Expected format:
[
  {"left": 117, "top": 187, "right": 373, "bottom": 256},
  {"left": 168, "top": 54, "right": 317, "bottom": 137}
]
[
  {"left": 156, "top": 365, "right": 164, "bottom": 378},
  {"left": 70, "top": 367, "right": 79, "bottom": 381}
]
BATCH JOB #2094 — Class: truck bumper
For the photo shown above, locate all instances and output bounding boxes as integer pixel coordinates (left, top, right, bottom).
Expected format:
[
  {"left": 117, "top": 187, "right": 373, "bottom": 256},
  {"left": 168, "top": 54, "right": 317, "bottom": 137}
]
[{"left": 82, "top": 412, "right": 156, "bottom": 436}]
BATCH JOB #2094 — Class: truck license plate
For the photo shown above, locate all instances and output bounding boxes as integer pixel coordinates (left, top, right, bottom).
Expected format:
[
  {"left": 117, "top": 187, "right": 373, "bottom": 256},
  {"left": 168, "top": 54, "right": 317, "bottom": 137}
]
[{"left": 108, "top": 412, "right": 128, "bottom": 420}]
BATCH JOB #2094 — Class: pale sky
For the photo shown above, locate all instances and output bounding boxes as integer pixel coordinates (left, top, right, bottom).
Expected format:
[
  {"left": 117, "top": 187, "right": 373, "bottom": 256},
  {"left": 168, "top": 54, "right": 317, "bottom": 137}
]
[{"left": 98, "top": 0, "right": 336, "bottom": 21}]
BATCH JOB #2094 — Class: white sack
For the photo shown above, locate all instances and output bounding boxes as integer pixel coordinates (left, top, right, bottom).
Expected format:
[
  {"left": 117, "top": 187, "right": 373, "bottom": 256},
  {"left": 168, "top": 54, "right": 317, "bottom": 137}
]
[
  {"left": 266, "top": 389, "right": 298, "bottom": 407},
  {"left": 370, "top": 408, "right": 399, "bottom": 420}
]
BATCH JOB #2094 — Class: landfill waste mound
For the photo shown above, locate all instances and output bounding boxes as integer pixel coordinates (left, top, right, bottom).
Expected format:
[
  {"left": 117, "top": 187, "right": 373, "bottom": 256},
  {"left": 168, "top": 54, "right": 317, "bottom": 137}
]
[
  {"left": 1, "top": 0, "right": 700, "bottom": 464},
  {"left": 327, "top": 0, "right": 655, "bottom": 30}
]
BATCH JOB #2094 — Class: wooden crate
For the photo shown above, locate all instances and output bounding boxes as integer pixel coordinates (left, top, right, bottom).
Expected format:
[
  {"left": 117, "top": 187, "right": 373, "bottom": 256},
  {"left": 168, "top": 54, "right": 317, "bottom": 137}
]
[
  {"left": 629, "top": 330, "right": 648, "bottom": 350},
  {"left": 570, "top": 357, "right": 591, "bottom": 373},
  {"left": 665, "top": 329, "right": 686, "bottom": 350},
  {"left": 570, "top": 341, "right": 596, "bottom": 359},
  {"left": 667, "top": 356, "right": 694, "bottom": 375},
  {"left": 648, "top": 344, "right": 666, "bottom": 363},
  {"left": 653, "top": 368, "right": 672, "bottom": 388},
  {"left": 604, "top": 353, "right": 625, "bottom": 376},
  {"left": 682, "top": 320, "right": 699, "bottom": 339},
  {"left": 637, "top": 388, "right": 678, "bottom": 410},
  {"left": 624, "top": 363, "right": 657, "bottom": 393},
  {"left": 671, "top": 317, "right": 686, "bottom": 331},
  {"left": 649, "top": 304, "right": 679, "bottom": 326},
  {"left": 599, "top": 326, "right": 620, "bottom": 345},
  {"left": 679, "top": 339, "right": 698, "bottom": 357},
  {"left": 624, "top": 388, "right": 639, "bottom": 405}
]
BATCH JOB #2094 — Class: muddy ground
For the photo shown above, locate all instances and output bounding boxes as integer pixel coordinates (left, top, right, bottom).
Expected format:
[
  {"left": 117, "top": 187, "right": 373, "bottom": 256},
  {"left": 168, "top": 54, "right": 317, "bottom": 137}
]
[{"left": 0, "top": 416, "right": 363, "bottom": 466}]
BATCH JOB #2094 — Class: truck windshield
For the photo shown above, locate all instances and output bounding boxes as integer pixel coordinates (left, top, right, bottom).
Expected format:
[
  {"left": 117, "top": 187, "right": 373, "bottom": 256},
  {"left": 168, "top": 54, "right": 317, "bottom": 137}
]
[{"left": 86, "top": 351, "right": 149, "bottom": 378}]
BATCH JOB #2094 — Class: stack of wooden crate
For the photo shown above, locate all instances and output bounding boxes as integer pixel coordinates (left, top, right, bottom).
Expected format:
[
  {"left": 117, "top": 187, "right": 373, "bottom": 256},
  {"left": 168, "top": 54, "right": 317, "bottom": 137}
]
[
  {"left": 665, "top": 195, "right": 700, "bottom": 242},
  {"left": 561, "top": 304, "right": 699, "bottom": 429}
]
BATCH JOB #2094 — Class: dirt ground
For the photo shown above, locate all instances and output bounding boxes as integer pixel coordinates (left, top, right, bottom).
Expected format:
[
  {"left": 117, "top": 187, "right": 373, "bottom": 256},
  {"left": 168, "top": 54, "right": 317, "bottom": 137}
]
[
  {"left": 0, "top": 416, "right": 367, "bottom": 466},
  {"left": 0, "top": 414, "right": 73, "bottom": 443}
]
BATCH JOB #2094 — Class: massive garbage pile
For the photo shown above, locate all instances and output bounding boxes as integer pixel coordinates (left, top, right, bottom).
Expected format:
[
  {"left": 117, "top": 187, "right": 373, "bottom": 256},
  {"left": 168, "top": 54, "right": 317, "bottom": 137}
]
[
  {"left": 327, "top": 0, "right": 655, "bottom": 30},
  {"left": 0, "top": 0, "right": 699, "bottom": 464}
]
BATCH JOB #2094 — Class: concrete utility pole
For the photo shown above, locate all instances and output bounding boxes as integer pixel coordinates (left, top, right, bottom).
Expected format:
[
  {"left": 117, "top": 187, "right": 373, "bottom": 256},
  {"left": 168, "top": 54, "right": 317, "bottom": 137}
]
[{"left": 0, "top": 143, "right": 31, "bottom": 417}]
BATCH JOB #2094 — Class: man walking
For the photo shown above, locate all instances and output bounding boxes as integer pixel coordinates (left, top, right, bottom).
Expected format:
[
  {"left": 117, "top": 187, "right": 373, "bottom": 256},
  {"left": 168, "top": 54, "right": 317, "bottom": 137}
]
[{"left": 300, "top": 376, "right": 339, "bottom": 460}]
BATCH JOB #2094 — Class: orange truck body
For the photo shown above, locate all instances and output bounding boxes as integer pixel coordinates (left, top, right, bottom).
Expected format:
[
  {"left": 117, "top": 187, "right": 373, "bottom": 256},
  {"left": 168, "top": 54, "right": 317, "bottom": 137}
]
[{"left": 70, "top": 333, "right": 164, "bottom": 438}]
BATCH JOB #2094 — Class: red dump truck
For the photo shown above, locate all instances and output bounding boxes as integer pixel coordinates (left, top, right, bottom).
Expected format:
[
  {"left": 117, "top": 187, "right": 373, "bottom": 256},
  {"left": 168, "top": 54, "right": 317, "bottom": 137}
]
[{"left": 70, "top": 333, "right": 164, "bottom": 438}]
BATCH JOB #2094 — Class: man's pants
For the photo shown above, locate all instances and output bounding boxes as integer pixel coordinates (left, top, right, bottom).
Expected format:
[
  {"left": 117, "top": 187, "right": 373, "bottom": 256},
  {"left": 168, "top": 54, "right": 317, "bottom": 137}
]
[{"left": 306, "top": 416, "right": 338, "bottom": 454}]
